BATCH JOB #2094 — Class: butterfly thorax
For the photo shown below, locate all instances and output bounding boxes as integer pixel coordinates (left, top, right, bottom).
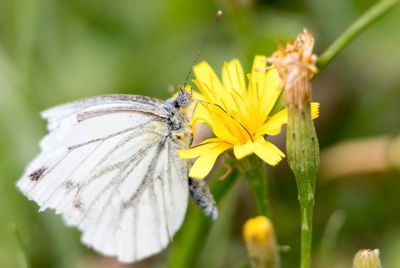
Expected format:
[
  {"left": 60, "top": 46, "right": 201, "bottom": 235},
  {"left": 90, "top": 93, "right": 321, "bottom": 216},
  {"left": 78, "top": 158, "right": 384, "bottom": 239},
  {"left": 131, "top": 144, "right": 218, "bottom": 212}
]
[
  {"left": 163, "top": 90, "right": 193, "bottom": 146},
  {"left": 164, "top": 104, "right": 192, "bottom": 147}
]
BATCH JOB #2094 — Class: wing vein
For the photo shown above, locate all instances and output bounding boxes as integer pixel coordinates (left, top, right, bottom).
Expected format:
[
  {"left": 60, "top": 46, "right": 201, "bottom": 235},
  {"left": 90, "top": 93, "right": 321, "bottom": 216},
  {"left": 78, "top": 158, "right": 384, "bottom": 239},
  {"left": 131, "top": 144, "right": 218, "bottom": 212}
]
[
  {"left": 77, "top": 108, "right": 164, "bottom": 122},
  {"left": 67, "top": 120, "right": 157, "bottom": 150}
]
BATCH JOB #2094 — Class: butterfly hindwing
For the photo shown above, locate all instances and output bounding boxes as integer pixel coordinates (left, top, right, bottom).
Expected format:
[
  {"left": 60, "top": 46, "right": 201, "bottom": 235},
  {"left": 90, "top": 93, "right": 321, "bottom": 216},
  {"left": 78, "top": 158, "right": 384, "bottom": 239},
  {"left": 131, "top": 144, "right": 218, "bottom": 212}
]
[{"left": 17, "top": 95, "right": 190, "bottom": 263}]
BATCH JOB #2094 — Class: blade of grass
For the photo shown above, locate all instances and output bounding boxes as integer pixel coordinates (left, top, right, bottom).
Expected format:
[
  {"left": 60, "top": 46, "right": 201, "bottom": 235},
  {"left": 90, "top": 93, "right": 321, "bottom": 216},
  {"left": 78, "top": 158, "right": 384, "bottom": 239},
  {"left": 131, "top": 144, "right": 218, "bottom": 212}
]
[
  {"left": 317, "top": 210, "right": 346, "bottom": 267},
  {"left": 167, "top": 166, "right": 239, "bottom": 268},
  {"left": 11, "top": 224, "right": 31, "bottom": 268}
]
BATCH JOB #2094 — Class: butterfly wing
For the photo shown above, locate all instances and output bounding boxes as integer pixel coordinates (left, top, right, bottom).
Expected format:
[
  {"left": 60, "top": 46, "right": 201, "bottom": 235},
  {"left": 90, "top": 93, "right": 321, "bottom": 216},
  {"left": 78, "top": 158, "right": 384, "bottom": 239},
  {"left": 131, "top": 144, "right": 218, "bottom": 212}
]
[{"left": 17, "top": 95, "right": 190, "bottom": 263}]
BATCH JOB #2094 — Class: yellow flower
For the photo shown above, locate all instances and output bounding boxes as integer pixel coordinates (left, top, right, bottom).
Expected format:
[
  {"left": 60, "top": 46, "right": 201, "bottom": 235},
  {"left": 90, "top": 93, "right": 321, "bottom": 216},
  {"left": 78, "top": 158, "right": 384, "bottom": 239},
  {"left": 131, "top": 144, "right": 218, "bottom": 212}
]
[{"left": 178, "top": 56, "right": 319, "bottom": 179}]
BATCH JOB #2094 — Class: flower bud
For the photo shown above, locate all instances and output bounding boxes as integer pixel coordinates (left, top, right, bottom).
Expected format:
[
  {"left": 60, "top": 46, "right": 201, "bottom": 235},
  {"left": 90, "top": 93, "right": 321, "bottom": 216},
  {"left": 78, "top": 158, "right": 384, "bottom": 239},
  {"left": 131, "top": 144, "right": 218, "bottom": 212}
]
[
  {"left": 268, "top": 29, "right": 318, "bottom": 109},
  {"left": 353, "top": 249, "right": 382, "bottom": 268},
  {"left": 282, "top": 29, "right": 320, "bottom": 227},
  {"left": 271, "top": 29, "right": 320, "bottom": 268},
  {"left": 243, "top": 216, "right": 280, "bottom": 268}
]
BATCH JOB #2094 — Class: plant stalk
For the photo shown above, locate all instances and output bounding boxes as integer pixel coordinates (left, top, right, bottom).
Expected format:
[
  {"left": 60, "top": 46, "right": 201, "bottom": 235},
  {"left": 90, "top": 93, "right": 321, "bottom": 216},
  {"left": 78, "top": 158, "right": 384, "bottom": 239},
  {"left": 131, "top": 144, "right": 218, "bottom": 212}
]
[
  {"left": 317, "top": 0, "right": 399, "bottom": 71},
  {"left": 236, "top": 154, "right": 272, "bottom": 217},
  {"left": 286, "top": 104, "right": 319, "bottom": 268}
]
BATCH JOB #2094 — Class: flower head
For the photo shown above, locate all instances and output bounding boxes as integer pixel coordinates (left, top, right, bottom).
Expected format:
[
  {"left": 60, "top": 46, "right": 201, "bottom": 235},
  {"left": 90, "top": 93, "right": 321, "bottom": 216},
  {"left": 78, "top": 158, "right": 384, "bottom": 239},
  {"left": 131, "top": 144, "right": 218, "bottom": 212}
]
[{"left": 178, "top": 56, "right": 319, "bottom": 179}]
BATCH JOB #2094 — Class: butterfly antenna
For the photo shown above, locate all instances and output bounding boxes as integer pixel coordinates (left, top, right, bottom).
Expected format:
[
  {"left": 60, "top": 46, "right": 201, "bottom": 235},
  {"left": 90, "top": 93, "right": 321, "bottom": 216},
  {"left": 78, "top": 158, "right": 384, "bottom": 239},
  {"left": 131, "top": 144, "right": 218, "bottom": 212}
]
[{"left": 182, "top": 10, "right": 223, "bottom": 92}]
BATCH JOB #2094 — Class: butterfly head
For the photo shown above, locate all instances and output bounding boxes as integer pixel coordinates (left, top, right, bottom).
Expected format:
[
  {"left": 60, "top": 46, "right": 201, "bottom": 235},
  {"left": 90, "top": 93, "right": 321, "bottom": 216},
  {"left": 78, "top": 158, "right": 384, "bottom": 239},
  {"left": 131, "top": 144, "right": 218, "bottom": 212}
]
[{"left": 175, "top": 88, "right": 192, "bottom": 108}]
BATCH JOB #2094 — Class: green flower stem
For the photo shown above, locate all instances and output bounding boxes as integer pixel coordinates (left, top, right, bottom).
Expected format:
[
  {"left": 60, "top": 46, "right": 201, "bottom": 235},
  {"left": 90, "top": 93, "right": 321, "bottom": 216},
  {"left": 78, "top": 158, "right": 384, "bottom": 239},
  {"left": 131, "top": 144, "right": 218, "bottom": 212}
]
[
  {"left": 167, "top": 167, "right": 238, "bottom": 268},
  {"left": 236, "top": 154, "right": 272, "bottom": 217},
  {"left": 286, "top": 104, "right": 319, "bottom": 268},
  {"left": 317, "top": 0, "right": 399, "bottom": 71}
]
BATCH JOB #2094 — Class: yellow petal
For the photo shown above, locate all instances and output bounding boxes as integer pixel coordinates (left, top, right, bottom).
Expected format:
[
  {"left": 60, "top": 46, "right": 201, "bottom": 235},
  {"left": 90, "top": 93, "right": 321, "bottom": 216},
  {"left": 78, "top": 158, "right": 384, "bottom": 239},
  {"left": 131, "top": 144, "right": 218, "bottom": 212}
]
[
  {"left": 193, "top": 61, "right": 225, "bottom": 102},
  {"left": 258, "top": 68, "right": 283, "bottom": 120},
  {"left": 311, "top": 102, "right": 320, "bottom": 119},
  {"left": 258, "top": 108, "right": 288, "bottom": 136},
  {"left": 191, "top": 102, "right": 213, "bottom": 126},
  {"left": 197, "top": 103, "right": 248, "bottom": 144},
  {"left": 233, "top": 140, "right": 254, "bottom": 159},
  {"left": 257, "top": 102, "right": 320, "bottom": 137},
  {"left": 188, "top": 143, "right": 232, "bottom": 179},
  {"left": 253, "top": 138, "right": 285, "bottom": 166},
  {"left": 222, "top": 59, "right": 246, "bottom": 95},
  {"left": 177, "top": 138, "right": 225, "bottom": 159},
  {"left": 229, "top": 90, "right": 255, "bottom": 131},
  {"left": 250, "top": 55, "right": 267, "bottom": 85},
  {"left": 191, "top": 90, "right": 205, "bottom": 102}
]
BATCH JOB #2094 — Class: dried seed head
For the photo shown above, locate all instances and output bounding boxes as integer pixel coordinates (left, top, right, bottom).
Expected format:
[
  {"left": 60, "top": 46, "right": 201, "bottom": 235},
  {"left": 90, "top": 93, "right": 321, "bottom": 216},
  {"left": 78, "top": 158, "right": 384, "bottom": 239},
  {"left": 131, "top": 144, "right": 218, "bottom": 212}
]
[{"left": 268, "top": 29, "right": 317, "bottom": 108}]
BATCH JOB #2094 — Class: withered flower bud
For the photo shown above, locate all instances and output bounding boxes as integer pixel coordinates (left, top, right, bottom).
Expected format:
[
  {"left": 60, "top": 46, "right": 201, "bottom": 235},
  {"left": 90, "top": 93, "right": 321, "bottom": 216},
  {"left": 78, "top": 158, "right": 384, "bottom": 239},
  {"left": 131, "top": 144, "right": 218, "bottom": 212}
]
[{"left": 267, "top": 29, "right": 317, "bottom": 109}]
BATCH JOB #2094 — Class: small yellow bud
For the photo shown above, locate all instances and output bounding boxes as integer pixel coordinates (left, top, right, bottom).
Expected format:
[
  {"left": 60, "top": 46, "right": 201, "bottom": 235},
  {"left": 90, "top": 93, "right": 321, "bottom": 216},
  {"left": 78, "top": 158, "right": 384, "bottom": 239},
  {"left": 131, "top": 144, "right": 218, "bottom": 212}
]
[
  {"left": 353, "top": 249, "right": 382, "bottom": 268},
  {"left": 243, "top": 216, "right": 279, "bottom": 268}
]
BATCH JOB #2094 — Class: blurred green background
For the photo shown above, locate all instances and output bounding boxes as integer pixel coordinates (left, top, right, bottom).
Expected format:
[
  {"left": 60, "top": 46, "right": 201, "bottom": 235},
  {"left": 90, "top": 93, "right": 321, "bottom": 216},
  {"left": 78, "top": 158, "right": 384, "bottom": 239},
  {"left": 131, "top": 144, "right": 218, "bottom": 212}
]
[{"left": 1, "top": 0, "right": 400, "bottom": 267}]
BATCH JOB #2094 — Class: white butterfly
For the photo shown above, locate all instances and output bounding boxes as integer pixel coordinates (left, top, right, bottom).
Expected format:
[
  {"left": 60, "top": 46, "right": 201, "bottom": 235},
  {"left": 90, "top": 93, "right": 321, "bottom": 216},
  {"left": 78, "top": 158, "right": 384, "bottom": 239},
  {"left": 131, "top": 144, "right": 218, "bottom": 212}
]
[{"left": 17, "top": 90, "right": 217, "bottom": 263}]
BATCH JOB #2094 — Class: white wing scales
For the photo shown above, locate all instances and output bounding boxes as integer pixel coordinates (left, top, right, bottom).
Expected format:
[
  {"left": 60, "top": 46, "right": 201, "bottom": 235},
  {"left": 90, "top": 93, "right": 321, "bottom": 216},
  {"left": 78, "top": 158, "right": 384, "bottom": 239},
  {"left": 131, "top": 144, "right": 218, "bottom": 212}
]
[{"left": 17, "top": 95, "right": 190, "bottom": 263}]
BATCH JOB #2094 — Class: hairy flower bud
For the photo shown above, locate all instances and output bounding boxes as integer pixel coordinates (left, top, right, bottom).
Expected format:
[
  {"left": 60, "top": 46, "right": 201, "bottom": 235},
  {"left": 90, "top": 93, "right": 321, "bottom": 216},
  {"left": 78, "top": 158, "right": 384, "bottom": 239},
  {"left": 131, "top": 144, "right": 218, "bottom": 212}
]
[{"left": 353, "top": 249, "right": 382, "bottom": 268}]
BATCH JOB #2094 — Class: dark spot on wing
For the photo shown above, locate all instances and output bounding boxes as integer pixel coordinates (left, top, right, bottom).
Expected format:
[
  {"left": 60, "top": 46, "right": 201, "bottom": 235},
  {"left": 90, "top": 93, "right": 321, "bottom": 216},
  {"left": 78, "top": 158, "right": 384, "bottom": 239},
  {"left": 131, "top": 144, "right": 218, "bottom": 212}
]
[
  {"left": 29, "top": 166, "right": 47, "bottom": 181},
  {"left": 73, "top": 198, "right": 83, "bottom": 210},
  {"left": 64, "top": 180, "right": 80, "bottom": 191},
  {"left": 64, "top": 180, "right": 74, "bottom": 189}
]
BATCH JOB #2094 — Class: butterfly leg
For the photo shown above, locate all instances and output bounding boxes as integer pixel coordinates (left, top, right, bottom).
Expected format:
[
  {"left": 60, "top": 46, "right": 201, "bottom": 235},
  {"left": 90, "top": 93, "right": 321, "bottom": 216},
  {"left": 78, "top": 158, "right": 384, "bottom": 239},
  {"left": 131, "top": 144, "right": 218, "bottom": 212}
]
[
  {"left": 188, "top": 178, "right": 218, "bottom": 220},
  {"left": 218, "top": 160, "right": 233, "bottom": 181}
]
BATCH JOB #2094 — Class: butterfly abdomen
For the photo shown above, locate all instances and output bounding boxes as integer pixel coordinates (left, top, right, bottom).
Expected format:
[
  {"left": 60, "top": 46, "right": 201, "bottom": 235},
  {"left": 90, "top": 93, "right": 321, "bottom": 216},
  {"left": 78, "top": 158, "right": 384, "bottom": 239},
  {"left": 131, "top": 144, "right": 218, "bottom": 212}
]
[{"left": 189, "top": 178, "right": 218, "bottom": 220}]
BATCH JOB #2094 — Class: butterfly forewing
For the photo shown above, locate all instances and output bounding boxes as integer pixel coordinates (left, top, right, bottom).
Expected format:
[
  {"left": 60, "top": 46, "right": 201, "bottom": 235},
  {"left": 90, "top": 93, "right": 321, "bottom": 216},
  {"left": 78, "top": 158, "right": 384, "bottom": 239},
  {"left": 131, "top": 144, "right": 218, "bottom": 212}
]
[{"left": 17, "top": 95, "right": 190, "bottom": 263}]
